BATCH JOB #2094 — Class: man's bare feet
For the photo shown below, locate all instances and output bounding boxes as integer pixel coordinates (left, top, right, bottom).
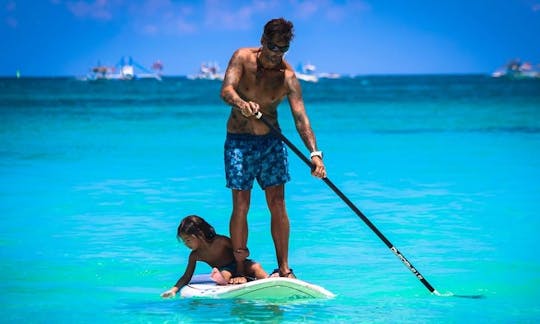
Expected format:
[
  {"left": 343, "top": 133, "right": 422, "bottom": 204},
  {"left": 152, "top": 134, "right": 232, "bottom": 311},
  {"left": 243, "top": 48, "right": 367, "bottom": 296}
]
[
  {"left": 269, "top": 268, "right": 296, "bottom": 278},
  {"left": 229, "top": 276, "right": 248, "bottom": 285},
  {"left": 281, "top": 271, "right": 296, "bottom": 279},
  {"left": 210, "top": 268, "right": 229, "bottom": 285}
]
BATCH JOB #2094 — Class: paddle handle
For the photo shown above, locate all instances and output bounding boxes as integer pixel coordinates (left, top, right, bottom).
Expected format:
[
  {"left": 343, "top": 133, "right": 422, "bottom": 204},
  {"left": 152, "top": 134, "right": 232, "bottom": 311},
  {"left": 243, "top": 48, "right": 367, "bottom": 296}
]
[{"left": 255, "top": 111, "right": 438, "bottom": 295}]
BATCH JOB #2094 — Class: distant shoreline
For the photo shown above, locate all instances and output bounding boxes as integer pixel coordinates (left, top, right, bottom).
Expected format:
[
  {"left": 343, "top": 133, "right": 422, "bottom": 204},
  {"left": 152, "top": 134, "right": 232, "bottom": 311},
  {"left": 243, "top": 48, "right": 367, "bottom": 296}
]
[{"left": 0, "top": 73, "right": 496, "bottom": 80}]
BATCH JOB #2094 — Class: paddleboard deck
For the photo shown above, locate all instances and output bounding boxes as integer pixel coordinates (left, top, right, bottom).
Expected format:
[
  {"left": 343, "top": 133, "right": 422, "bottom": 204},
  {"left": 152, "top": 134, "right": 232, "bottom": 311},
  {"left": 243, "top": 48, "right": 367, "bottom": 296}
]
[{"left": 181, "top": 274, "right": 335, "bottom": 300}]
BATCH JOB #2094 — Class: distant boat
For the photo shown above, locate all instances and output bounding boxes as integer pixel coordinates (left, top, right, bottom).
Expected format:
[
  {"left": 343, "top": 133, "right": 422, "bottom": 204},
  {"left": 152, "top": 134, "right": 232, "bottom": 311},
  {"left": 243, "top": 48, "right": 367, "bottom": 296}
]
[
  {"left": 295, "top": 62, "right": 318, "bottom": 82},
  {"left": 492, "top": 59, "right": 539, "bottom": 79},
  {"left": 79, "top": 57, "right": 162, "bottom": 81},
  {"left": 188, "top": 61, "right": 224, "bottom": 80},
  {"left": 318, "top": 72, "right": 341, "bottom": 80}
]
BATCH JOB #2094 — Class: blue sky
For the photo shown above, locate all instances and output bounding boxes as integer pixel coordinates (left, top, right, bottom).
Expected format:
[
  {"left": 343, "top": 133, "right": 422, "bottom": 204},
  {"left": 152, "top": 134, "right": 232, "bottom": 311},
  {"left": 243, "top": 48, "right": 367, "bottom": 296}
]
[{"left": 1, "top": 0, "right": 539, "bottom": 76}]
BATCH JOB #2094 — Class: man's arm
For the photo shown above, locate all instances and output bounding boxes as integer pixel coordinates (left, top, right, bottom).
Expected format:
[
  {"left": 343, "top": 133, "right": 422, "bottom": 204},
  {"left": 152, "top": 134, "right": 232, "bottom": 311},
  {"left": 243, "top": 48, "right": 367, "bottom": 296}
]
[
  {"left": 221, "top": 50, "right": 244, "bottom": 108},
  {"left": 287, "top": 72, "right": 327, "bottom": 178},
  {"left": 287, "top": 72, "right": 317, "bottom": 151},
  {"left": 221, "top": 49, "right": 259, "bottom": 117}
]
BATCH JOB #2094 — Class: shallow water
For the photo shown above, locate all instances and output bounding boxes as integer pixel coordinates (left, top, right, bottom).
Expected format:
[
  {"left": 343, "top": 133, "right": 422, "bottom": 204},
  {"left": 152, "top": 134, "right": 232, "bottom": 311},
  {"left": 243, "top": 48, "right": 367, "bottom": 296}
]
[{"left": 1, "top": 76, "right": 539, "bottom": 322}]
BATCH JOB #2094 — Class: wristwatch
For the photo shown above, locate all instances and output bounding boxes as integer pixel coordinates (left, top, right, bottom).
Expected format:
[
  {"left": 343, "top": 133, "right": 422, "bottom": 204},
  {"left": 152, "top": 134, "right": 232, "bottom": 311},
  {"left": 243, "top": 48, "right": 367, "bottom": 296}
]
[{"left": 310, "top": 150, "right": 323, "bottom": 159}]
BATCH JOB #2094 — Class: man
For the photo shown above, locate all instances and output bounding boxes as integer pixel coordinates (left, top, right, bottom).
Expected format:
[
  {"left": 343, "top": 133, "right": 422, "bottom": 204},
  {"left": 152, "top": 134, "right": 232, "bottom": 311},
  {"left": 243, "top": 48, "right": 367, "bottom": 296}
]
[{"left": 220, "top": 18, "right": 326, "bottom": 282}]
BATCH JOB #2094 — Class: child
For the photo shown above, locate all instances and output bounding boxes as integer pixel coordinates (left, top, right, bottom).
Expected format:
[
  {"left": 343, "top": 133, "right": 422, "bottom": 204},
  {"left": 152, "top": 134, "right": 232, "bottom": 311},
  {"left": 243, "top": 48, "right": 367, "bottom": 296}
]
[{"left": 161, "top": 215, "right": 268, "bottom": 298}]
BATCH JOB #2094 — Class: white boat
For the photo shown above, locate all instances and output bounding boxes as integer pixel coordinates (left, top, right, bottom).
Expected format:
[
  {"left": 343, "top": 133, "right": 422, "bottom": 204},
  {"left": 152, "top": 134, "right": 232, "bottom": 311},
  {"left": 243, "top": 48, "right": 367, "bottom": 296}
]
[
  {"left": 318, "top": 72, "right": 341, "bottom": 79},
  {"left": 188, "top": 61, "right": 224, "bottom": 80},
  {"left": 295, "top": 62, "right": 318, "bottom": 82},
  {"left": 492, "top": 59, "right": 540, "bottom": 79},
  {"left": 80, "top": 57, "right": 162, "bottom": 81}
]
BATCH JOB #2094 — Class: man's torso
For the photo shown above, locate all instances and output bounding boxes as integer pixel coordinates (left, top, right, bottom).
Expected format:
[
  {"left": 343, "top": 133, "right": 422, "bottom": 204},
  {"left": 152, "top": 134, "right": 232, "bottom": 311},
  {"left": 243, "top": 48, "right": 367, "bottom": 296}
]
[{"left": 226, "top": 47, "right": 293, "bottom": 135}]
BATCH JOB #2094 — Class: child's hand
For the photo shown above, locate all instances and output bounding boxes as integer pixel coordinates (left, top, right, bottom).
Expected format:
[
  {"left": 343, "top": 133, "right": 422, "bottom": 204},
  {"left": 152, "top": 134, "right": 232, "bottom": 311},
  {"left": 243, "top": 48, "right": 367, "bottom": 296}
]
[{"left": 161, "top": 287, "right": 178, "bottom": 298}]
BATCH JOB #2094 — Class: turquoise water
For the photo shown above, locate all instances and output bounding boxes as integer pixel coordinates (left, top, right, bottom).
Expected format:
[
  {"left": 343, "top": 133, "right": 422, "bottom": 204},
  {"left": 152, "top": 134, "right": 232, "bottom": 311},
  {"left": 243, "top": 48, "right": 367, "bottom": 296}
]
[{"left": 1, "top": 76, "right": 539, "bottom": 322}]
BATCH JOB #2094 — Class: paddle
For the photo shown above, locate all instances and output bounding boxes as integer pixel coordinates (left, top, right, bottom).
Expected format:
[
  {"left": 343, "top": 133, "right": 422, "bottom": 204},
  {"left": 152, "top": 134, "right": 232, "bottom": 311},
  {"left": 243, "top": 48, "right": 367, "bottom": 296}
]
[{"left": 255, "top": 112, "right": 482, "bottom": 298}]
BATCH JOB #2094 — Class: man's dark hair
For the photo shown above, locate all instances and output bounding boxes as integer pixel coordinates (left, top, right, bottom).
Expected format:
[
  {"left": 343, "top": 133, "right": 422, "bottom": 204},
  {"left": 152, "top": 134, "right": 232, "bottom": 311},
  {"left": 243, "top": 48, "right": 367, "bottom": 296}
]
[{"left": 263, "top": 18, "right": 294, "bottom": 42}]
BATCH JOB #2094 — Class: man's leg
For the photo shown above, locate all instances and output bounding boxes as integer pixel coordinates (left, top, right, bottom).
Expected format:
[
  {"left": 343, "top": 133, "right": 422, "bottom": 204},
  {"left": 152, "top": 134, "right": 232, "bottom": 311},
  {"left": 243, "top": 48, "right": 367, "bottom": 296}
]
[
  {"left": 265, "top": 184, "right": 294, "bottom": 277},
  {"left": 230, "top": 189, "right": 251, "bottom": 279}
]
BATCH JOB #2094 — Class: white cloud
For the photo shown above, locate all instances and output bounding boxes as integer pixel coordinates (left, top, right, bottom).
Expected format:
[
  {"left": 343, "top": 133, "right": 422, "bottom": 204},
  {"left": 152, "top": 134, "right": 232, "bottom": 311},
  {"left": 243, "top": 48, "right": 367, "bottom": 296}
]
[
  {"left": 289, "top": 0, "right": 369, "bottom": 21},
  {"left": 59, "top": 0, "right": 369, "bottom": 36},
  {"left": 6, "top": 1, "right": 17, "bottom": 11},
  {"left": 203, "top": 0, "right": 277, "bottom": 30},
  {"left": 292, "top": 0, "right": 320, "bottom": 19},
  {"left": 3, "top": 1, "right": 18, "bottom": 28},
  {"left": 126, "top": 1, "right": 198, "bottom": 35},
  {"left": 174, "top": 18, "right": 197, "bottom": 34},
  {"left": 5, "top": 16, "right": 18, "bottom": 28},
  {"left": 66, "top": 0, "right": 114, "bottom": 20},
  {"left": 141, "top": 24, "right": 158, "bottom": 35}
]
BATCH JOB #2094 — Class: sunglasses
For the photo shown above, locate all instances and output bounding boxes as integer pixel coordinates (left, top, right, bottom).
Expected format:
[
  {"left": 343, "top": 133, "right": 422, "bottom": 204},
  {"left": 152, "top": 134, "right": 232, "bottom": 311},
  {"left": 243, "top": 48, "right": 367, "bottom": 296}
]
[{"left": 267, "top": 41, "right": 289, "bottom": 53}]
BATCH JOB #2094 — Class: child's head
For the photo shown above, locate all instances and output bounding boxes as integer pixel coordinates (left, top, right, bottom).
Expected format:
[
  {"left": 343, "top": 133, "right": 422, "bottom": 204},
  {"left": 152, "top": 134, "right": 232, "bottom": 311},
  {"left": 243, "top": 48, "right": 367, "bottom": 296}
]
[{"left": 177, "top": 215, "right": 217, "bottom": 242}]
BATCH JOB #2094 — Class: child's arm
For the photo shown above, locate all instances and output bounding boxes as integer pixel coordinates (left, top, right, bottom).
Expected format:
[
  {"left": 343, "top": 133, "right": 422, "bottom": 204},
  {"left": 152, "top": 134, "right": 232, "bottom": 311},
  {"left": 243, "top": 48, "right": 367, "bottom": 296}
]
[{"left": 161, "top": 252, "right": 197, "bottom": 298}]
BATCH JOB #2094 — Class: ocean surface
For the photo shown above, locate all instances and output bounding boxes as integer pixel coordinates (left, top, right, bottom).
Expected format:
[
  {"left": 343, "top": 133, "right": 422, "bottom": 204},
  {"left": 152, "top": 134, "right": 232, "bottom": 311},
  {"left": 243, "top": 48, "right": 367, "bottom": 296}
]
[{"left": 1, "top": 75, "right": 539, "bottom": 323}]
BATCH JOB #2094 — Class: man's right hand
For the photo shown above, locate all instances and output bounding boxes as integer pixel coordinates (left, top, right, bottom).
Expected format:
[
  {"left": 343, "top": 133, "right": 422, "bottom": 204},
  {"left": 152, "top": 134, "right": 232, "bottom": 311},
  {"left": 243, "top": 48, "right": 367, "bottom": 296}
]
[{"left": 240, "top": 101, "right": 260, "bottom": 117}]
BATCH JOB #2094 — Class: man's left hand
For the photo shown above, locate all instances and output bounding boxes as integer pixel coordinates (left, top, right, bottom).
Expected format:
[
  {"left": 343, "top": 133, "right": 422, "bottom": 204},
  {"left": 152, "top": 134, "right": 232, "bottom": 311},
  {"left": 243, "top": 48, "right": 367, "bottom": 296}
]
[{"left": 310, "top": 157, "right": 326, "bottom": 178}]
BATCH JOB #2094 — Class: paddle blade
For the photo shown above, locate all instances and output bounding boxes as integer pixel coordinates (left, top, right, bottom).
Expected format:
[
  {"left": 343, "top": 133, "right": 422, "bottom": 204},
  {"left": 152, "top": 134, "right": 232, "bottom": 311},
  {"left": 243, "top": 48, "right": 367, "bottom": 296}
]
[{"left": 433, "top": 290, "right": 485, "bottom": 299}]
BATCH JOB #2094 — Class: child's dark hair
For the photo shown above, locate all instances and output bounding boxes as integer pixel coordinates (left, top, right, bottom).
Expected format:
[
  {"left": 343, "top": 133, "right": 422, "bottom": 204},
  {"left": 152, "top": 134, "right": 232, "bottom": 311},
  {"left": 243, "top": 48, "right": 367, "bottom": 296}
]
[{"left": 177, "top": 215, "right": 217, "bottom": 241}]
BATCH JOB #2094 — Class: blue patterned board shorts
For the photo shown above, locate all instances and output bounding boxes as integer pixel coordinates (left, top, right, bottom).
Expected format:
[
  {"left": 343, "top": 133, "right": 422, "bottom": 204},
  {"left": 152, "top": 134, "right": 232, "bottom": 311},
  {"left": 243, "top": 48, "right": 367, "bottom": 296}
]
[{"left": 224, "top": 132, "right": 290, "bottom": 190}]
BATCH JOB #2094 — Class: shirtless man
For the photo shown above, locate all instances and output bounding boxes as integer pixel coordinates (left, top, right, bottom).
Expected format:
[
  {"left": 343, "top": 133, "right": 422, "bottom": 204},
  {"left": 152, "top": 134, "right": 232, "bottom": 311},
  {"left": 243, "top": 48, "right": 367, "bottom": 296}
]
[{"left": 220, "top": 18, "right": 327, "bottom": 282}]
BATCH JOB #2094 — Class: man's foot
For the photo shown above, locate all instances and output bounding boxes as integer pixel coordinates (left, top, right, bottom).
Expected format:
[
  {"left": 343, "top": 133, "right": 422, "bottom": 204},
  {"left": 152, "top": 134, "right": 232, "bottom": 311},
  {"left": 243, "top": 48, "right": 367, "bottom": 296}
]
[
  {"left": 229, "top": 276, "right": 248, "bottom": 285},
  {"left": 281, "top": 270, "right": 296, "bottom": 279},
  {"left": 269, "top": 268, "right": 296, "bottom": 279},
  {"left": 210, "top": 268, "right": 229, "bottom": 285}
]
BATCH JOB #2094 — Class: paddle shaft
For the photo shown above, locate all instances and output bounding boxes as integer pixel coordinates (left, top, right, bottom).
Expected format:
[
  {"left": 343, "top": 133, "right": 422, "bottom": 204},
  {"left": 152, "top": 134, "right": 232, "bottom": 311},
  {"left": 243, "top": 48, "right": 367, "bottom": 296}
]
[{"left": 255, "top": 112, "right": 438, "bottom": 294}]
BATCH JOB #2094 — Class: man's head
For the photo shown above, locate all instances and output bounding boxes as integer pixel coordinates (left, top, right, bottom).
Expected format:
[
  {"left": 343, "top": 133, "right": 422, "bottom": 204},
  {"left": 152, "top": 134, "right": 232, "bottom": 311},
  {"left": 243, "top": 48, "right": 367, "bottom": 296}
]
[{"left": 261, "top": 18, "right": 294, "bottom": 53}]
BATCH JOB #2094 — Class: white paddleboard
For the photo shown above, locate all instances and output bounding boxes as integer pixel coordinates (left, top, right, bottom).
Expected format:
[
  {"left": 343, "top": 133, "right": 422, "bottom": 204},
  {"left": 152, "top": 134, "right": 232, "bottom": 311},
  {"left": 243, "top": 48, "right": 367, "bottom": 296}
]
[{"left": 181, "top": 274, "right": 335, "bottom": 300}]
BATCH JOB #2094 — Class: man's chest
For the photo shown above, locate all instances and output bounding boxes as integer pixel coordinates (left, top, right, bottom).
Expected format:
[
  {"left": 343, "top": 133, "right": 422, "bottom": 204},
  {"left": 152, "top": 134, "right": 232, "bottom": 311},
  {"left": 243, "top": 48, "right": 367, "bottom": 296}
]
[{"left": 239, "top": 74, "right": 287, "bottom": 104}]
